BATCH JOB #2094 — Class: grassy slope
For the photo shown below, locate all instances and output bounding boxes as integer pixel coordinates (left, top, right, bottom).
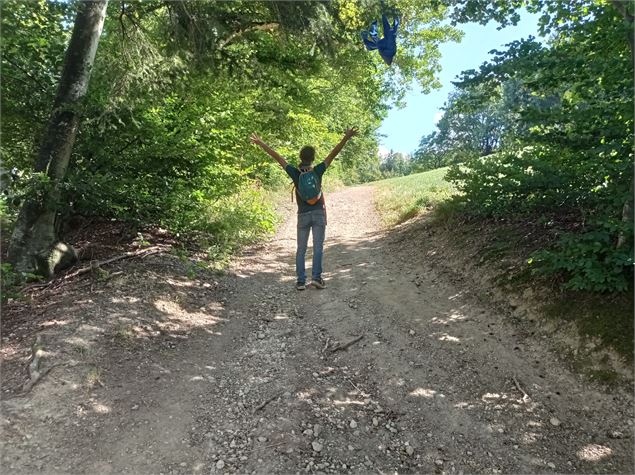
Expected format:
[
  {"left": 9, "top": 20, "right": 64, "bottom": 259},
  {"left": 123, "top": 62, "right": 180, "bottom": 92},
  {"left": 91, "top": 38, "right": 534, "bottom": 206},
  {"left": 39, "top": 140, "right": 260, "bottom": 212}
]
[
  {"left": 372, "top": 167, "right": 633, "bottom": 370},
  {"left": 371, "top": 167, "right": 456, "bottom": 226}
]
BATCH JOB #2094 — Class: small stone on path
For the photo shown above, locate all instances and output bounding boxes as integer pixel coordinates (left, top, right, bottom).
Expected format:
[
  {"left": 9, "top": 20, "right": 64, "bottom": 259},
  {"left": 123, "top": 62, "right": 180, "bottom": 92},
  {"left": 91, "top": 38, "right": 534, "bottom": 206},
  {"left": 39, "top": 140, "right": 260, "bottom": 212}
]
[
  {"left": 312, "top": 441, "right": 323, "bottom": 452},
  {"left": 550, "top": 417, "right": 561, "bottom": 427}
]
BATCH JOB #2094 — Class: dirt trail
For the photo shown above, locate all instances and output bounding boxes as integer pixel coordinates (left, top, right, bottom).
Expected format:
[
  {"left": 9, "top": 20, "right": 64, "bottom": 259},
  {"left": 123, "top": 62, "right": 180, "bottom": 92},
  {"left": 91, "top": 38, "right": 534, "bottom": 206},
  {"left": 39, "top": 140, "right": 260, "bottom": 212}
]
[{"left": 2, "top": 186, "right": 633, "bottom": 474}]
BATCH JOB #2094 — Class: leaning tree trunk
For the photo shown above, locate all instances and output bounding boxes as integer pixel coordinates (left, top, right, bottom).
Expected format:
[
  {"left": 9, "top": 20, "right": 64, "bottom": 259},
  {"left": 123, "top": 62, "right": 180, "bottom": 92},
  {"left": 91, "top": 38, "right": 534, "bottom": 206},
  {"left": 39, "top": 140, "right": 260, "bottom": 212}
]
[
  {"left": 610, "top": 0, "right": 634, "bottom": 249},
  {"left": 7, "top": 0, "right": 109, "bottom": 278}
]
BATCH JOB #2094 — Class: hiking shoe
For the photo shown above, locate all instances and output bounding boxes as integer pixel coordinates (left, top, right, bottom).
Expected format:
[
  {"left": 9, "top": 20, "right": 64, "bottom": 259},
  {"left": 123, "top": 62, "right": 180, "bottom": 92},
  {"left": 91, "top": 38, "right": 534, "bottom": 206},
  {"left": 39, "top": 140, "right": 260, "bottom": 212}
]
[
  {"left": 296, "top": 282, "right": 306, "bottom": 291},
  {"left": 312, "top": 278, "right": 326, "bottom": 289}
]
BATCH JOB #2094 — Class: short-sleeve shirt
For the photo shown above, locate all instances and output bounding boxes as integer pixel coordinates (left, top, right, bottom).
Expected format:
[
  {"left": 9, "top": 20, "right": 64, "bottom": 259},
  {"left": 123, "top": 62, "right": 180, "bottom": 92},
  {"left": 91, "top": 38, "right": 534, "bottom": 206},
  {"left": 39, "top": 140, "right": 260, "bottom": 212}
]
[{"left": 285, "top": 162, "right": 328, "bottom": 213}]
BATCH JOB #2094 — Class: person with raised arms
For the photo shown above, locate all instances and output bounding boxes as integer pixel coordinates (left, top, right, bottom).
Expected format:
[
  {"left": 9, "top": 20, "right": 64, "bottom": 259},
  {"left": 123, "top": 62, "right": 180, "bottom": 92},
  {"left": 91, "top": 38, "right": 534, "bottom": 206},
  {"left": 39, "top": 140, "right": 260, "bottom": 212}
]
[{"left": 250, "top": 128, "right": 359, "bottom": 290}]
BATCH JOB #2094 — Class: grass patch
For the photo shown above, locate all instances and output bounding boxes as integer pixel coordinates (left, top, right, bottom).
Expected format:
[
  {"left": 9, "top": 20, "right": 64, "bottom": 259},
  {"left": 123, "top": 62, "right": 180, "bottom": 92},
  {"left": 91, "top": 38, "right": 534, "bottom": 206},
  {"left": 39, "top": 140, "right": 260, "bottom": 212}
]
[{"left": 371, "top": 168, "right": 456, "bottom": 226}]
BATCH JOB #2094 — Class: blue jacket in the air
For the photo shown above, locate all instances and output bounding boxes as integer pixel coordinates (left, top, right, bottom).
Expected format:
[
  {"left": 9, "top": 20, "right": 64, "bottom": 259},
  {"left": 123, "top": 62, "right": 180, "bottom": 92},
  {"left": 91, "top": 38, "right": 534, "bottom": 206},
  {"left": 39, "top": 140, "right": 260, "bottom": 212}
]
[{"left": 361, "top": 13, "right": 399, "bottom": 65}]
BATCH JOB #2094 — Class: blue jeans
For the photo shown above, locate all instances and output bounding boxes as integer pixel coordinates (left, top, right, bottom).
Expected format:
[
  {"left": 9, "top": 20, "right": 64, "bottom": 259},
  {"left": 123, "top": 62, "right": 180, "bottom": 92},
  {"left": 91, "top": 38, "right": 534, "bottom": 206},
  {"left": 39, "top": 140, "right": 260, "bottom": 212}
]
[{"left": 296, "top": 209, "right": 326, "bottom": 283}]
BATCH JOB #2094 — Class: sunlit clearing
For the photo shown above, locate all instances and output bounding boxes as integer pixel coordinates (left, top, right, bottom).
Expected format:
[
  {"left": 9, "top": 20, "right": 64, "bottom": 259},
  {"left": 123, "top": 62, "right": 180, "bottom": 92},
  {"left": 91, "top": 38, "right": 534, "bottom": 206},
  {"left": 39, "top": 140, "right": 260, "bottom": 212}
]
[
  {"left": 409, "top": 388, "right": 438, "bottom": 398},
  {"left": 577, "top": 444, "right": 613, "bottom": 461}
]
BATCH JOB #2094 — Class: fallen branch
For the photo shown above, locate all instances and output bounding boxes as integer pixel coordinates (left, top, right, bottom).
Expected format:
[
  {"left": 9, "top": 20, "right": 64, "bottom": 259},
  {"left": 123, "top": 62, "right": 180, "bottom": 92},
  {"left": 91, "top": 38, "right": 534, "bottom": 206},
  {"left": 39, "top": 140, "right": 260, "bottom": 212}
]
[
  {"left": 62, "top": 246, "right": 165, "bottom": 281},
  {"left": 512, "top": 375, "right": 531, "bottom": 403},
  {"left": 21, "top": 281, "right": 55, "bottom": 292},
  {"left": 253, "top": 393, "right": 280, "bottom": 414},
  {"left": 330, "top": 335, "right": 363, "bottom": 353},
  {"left": 20, "top": 247, "right": 166, "bottom": 294}
]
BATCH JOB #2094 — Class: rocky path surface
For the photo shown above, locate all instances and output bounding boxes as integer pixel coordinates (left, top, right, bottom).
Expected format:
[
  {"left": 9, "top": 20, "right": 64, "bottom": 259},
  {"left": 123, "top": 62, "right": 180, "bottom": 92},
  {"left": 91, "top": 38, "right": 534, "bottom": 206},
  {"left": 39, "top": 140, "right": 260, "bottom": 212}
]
[{"left": 2, "top": 186, "right": 633, "bottom": 474}]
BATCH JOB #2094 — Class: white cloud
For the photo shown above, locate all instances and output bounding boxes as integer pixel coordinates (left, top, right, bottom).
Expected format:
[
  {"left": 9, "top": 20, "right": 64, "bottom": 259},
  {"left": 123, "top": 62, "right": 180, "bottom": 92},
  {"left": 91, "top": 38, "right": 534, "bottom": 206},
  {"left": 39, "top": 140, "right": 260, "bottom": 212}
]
[{"left": 378, "top": 145, "right": 391, "bottom": 158}]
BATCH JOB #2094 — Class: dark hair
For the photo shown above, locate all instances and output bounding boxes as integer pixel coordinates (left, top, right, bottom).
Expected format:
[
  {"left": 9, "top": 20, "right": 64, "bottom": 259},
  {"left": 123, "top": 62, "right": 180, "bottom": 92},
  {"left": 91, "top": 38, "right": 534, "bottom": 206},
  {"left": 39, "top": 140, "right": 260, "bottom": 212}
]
[{"left": 299, "top": 146, "right": 315, "bottom": 165}]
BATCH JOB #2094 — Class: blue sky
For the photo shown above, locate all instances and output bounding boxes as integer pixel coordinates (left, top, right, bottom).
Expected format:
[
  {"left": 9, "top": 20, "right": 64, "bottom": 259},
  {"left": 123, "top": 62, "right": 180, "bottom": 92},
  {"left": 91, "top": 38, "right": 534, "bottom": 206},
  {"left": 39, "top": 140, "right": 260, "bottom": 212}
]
[{"left": 378, "top": 11, "right": 542, "bottom": 155}]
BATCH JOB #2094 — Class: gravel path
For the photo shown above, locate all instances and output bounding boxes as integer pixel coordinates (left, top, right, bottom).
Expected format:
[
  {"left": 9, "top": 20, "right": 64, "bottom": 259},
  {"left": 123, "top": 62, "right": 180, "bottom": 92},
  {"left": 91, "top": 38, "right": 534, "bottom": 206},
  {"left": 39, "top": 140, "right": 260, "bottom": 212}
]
[{"left": 1, "top": 185, "right": 633, "bottom": 474}]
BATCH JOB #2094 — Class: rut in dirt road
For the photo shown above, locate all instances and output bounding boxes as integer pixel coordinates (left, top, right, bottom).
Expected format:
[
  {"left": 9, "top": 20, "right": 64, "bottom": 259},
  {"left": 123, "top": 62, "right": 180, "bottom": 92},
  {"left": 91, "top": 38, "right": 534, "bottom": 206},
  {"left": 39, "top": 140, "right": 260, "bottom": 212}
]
[{"left": 2, "top": 186, "right": 633, "bottom": 474}]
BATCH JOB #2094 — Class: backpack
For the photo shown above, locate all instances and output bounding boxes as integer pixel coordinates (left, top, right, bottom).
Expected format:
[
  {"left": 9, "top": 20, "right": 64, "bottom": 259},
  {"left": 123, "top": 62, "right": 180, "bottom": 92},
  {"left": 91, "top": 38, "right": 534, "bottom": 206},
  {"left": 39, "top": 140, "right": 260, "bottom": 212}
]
[{"left": 295, "top": 166, "right": 322, "bottom": 205}]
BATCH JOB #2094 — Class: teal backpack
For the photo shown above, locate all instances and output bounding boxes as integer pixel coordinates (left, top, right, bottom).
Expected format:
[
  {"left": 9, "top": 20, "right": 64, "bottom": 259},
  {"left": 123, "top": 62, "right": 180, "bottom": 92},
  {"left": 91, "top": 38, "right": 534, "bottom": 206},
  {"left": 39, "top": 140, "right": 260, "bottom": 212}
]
[{"left": 296, "top": 166, "right": 322, "bottom": 205}]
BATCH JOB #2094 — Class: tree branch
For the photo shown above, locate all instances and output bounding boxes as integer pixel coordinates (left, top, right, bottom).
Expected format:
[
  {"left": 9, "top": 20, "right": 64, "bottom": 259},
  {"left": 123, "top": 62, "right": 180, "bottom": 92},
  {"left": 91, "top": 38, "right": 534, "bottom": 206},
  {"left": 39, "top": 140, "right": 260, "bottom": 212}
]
[
  {"left": 218, "top": 23, "right": 280, "bottom": 50},
  {"left": 2, "top": 56, "right": 49, "bottom": 93}
]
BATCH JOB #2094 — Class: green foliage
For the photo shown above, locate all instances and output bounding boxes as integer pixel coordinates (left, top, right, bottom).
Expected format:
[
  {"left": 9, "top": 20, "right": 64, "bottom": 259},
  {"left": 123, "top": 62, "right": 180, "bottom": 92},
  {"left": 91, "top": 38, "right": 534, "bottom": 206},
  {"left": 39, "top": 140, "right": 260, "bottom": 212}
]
[
  {"left": 530, "top": 225, "right": 634, "bottom": 292},
  {"left": 2, "top": 0, "right": 462, "bottom": 263},
  {"left": 425, "top": 1, "right": 633, "bottom": 292},
  {"left": 414, "top": 82, "right": 512, "bottom": 170},
  {"left": 379, "top": 151, "right": 416, "bottom": 178}
]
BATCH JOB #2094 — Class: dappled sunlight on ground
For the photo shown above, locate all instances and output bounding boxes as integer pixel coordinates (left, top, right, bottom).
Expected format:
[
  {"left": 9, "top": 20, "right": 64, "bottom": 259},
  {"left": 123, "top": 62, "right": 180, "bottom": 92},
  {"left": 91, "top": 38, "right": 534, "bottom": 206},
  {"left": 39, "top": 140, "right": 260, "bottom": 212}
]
[
  {"left": 2, "top": 186, "right": 632, "bottom": 474},
  {"left": 408, "top": 388, "right": 438, "bottom": 398},
  {"left": 435, "top": 332, "right": 461, "bottom": 342},
  {"left": 577, "top": 444, "right": 613, "bottom": 462},
  {"left": 431, "top": 311, "right": 468, "bottom": 325}
]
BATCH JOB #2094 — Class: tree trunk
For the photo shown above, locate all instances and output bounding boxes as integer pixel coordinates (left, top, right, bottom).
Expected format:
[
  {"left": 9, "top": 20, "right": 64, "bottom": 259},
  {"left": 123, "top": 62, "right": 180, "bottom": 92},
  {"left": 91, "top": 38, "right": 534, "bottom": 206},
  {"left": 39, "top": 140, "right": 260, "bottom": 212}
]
[
  {"left": 610, "top": 0, "right": 634, "bottom": 249},
  {"left": 7, "top": 0, "right": 109, "bottom": 278}
]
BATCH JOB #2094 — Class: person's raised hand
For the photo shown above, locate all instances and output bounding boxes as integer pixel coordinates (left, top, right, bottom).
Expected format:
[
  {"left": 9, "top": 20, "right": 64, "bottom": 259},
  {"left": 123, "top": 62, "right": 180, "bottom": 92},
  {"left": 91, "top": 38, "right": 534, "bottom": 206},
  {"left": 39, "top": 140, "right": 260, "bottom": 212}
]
[
  {"left": 345, "top": 127, "right": 359, "bottom": 138},
  {"left": 250, "top": 133, "right": 263, "bottom": 145}
]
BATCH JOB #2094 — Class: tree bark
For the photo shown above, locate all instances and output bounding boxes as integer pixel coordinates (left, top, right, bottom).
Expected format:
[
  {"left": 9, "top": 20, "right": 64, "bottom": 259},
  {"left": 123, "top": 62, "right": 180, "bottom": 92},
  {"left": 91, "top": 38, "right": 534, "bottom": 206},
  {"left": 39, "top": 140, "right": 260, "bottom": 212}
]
[
  {"left": 609, "top": 0, "right": 634, "bottom": 249},
  {"left": 7, "top": 0, "right": 109, "bottom": 278}
]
